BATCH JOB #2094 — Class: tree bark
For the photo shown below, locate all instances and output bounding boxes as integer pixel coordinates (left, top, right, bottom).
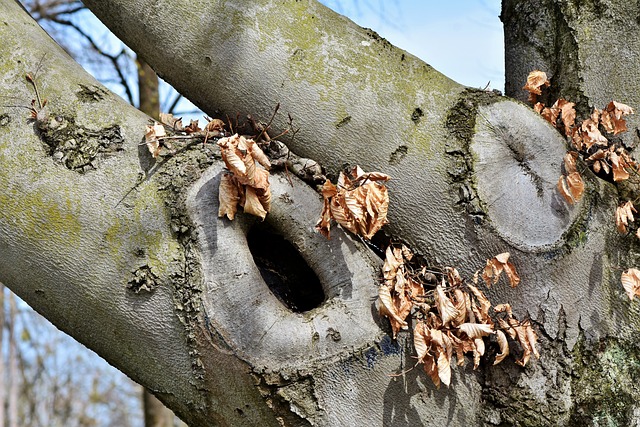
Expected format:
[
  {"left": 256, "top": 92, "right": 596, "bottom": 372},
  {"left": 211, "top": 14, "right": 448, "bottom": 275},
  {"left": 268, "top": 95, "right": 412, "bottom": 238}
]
[
  {"left": 136, "top": 49, "right": 177, "bottom": 427},
  {"left": 1, "top": 0, "right": 638, "bottom": 425}
]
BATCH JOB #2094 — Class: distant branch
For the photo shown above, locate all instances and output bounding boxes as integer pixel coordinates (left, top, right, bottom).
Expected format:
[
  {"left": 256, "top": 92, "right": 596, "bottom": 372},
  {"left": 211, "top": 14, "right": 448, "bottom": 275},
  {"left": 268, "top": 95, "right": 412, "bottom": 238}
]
[{"left": 46, "top": 17, "right": 135, "bottom": 104}]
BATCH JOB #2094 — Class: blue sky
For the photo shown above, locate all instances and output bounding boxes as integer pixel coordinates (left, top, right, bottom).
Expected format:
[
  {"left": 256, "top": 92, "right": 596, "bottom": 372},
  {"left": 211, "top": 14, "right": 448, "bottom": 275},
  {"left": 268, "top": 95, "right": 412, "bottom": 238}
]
[{"left": 321, "top": 0, "right": 504, "bottom": 91}]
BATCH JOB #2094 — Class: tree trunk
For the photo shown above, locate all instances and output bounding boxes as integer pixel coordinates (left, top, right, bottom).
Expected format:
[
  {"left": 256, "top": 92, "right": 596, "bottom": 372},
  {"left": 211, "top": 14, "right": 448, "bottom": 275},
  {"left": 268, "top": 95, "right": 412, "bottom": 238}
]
[
  {"left": 502, "top": 1, "right": 640, "bottom": 425},
  {"left": 1, "top": 0, "right": 638, "bottom": 425},
  {"left": 143, "top": 388, "right": 174, "bottom": 427},
  {"left": 136, "top": 50, "right": 177, "bottom": 427},
  {"left": 137, "top": 56, "right": 160, "bottom": 121}
]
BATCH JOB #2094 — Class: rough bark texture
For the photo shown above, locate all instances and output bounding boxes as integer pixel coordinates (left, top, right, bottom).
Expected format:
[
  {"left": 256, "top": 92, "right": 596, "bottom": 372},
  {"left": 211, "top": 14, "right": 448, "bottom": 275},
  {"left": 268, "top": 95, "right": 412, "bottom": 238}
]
[
  {"left": 2, "top": 0, "right": 640, "bottom": 425},
  {"left": 503, "top": 1, "right": 640, "bottom": 425}
]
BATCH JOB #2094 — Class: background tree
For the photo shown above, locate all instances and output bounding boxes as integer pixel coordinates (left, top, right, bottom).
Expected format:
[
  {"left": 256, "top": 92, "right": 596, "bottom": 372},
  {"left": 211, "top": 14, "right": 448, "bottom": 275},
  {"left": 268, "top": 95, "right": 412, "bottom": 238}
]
[{"left": 1, "top": 0, "right": 640, "bottom": 425}]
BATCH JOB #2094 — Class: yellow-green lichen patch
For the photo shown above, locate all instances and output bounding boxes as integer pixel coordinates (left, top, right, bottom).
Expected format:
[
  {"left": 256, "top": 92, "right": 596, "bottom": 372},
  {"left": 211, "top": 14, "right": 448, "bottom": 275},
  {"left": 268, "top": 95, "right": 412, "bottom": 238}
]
[
  {"left": 570, "top": 335, "right": 640, "bottom": 426},
  {"left": 103, "top": 180, "right": 183, "bottom": 283},
  {"left": 0, "top": 181, "right": 82, "bottom": 246}
]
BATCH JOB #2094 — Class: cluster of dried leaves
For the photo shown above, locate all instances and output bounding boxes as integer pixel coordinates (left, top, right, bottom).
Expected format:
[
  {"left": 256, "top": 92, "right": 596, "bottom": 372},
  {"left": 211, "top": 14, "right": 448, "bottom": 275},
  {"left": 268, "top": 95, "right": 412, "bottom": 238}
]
[
  {"left": 144, "top": 114, "right": 274, "bottom": 221},
  {"left": 524, "top": 70, "right": 636, "bottom": 206},
  {"left": 144, "top": 113, "right": 224, "bottom": 158},
  {"left": 316, "top": 166, "right": 390, "bottom": 239},
  {"left": 525, "top": 71, "right": 640, "bottom": 303},
  {"left": 217, "top": 134, "right": 272, "bottom": 220},
  {"left": 377, "top": 246, "right": 538, "bottom": 387}
]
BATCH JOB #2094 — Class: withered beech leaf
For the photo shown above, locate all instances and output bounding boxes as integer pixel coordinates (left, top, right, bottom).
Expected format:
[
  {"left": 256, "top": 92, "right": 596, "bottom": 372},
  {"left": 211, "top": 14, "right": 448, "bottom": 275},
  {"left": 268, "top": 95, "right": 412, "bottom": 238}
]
[
  {"left": 534, "top": 102, "right": 544, "bottom": 114},
  {"left": 481, "top": 252, "right": 520, "bottom": 288},
  {"left": 557, "top": 172, "right": 585, "bottom": 205},
  {"left": 206, "top": 118, "right": 226, "bottom": 132},
  {"left": 616, "top": 201, "right": 636, "bottom": 234},
  {"left": 245, "top": 138, "right": 271, "bottom": 170},
  {"left": 383, "top": 246, "right": 402, "bottom": 283},
  {"left": 144, "top": 124, "right": 162, "bottom": 158},
  {"left": 218, "top": 173, "right": 240, "bottom": 220},
  {"left": 217, "top": 133, "right": 271, "bottom": 221},
  {"left": 316, "top": 166, "right": 390, "bottom": 240},
  {"left": 621, "top": 268, "right": 640, "bottom": 301},
  {"left": 435, "top": 282, "right": 459, "bottom": 326},
  {"left": 423, "top": 353, "right": 440, "bottom": 389},
  {"left": 159, "top": 112, "right": 183, "bottom": 131},
  {"left": 378, "top": 285, "right": 408, "bottom": 338},
  {"left": 494, "top": 330, "right": 509, "bottom": 365},
  {"left": 243, "top": 186, "right": 268, "bottom": 220},
  {"left": 330, "top": 196, "right": 358, "bottom": 235},
  {"left": 557, "top": 99, "right": 576, "bottom": 135},
  {"left": 413, "top": 322, "right": 429, "bottom": 363},
  {"left": 184, "top": 119, "right": 201, "bottom": 134},
  {"left": 458, "top": 323, "right": 494, "bottom": 339},
  {"left": 512, "top": 320, "right": 540, "bottom": 367},
  {"left": 540, "top": 104, "right": 560, "bottom": 126},
  {"left": 473, "top": 338, "right": 485, "bottom": 370},
  {"left": 218, "top": 137, "right": 247, "bottom": 177},
  {"left": 467, "top": 284, "right": 491, "bottom": 323},
  {"left": 316, "top": 199, "right": 332, "bottom": 239},
  {"left": 610, "top": 151, "right": 630, "bottom": 182},
  {"left": 563, "top": 151, "right": 579, "bottom": 174},
  {"left": 581, "top": 116, "right": 608, "bottom": 150},
  {"left": 523, "top": 70, "right": 550, "bottom": 103},
  {"left": 436, "top": 350, "right": 452, "bottom": 387}
]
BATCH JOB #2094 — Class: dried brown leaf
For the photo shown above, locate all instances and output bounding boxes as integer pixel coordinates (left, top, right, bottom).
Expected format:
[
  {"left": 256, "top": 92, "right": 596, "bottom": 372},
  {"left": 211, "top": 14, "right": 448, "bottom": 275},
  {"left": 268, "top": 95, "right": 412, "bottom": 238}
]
[
  {"left": 184, "top": 119, "right": 201, "bottom": 134},
  {"left": 610, "top": 151, "right": 630, "bottom": 181},
  {"left": 557, "top": 99, "right": 576, "bottom": 135},
  {"left": 467, "top": 284, "right": 491, "bottom": 323},
  {"left": 243, "top": 186, "right": 268, "bottom": 220},
  {"left": 481, "top": 253, "right": 518, "bottom": 287},
  {"left": 317, "top": 167, "right": 390, "bottom": 240},
  {"left": 581, "top": 117, "right": 608, "bottom": 149},
  {"left": 330, "top": 196, "right": 358, "bottom": 235},
  {"left": 436, "top": 350, "right": 452, "bottom": 386},
  {"left": 413, "top": 322, "right": 429, "bottom": 363},
  {"left": 383, "top": 246, "right": 403, "bottom": 283},
  {"left": 494, "top": 330, "right": 510, "bottom": 365},
  {"left": 621, "top": 268, "right": 640, "bottom": 301},
  {"left": 473, "top": 338, "right": 485, "bottom": 370},
  {"left": 218, "top": 136, "right": 247, "bottom": 177},
  {"left": 458, "top": 323, "right": 494, "bottom": 339},
  {"left": 378, "top": 285, "right": 408, "bottom": 338},
  {"left": 563, "top": 151, "right": 579, "bottom": 174},
  {"left": 315, "top": 199, "right": 332, "bottom": 238},
  {"left": 159, "top": 113, "right": 183, "bottom": 131},
  {"left": 616, "top": 201, "right": 636, "bottom": 234},
  {"left": 523, "top": 70, "right": 549, "bottom": 103},
  {"left": 540, "top": 105, "right": 560, "bottom": 126},
  {"left": 218, "top": 173, "right": 240, "bottom": 220},
  {"left": 144, "top": 124, "right": 162, "bottom": 158},
  {"left": 435, "top": 282, "right": 459, "bottom": 326},
  {"left": 321, "top": 179, "right": 338, "bottom": 199},
  {"left": 206, "top": 118, "right": 226, "bottom": 132},
  {"left": 557, "top": 172, "right": 585, "bottom": 205},
  {"left": 423, "top": 352, "right": 440, "bottom": 388},
  {"left": 245, "top": 138, "right": 271, "bottom": 170}
]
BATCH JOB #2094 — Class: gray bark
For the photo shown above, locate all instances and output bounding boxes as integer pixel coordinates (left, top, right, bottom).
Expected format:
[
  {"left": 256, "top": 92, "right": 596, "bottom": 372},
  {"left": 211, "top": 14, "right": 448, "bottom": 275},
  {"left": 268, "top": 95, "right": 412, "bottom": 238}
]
[
  {"left": 503, "top": 1, "right": 640, "bottom": 425},
  {"left": 0, "top": 0, "right": 638, "bottom": 425}
]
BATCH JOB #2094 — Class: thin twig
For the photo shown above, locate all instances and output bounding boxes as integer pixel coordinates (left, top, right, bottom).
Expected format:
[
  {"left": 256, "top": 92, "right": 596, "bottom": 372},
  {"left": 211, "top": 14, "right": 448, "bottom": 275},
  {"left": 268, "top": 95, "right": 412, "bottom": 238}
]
[
  {"left": 255, "top": 103, "right": 280, "bottom": 142},
  {"left": 165, "top": 92, "right": 182, "bottom": 114}
]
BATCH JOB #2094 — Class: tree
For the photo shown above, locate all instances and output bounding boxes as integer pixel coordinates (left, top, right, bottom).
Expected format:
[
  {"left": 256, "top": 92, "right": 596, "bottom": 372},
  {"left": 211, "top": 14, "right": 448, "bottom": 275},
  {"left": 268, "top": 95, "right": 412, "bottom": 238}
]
[{"left": 1, "top": 0, "right": 639, "bottom": 425}]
